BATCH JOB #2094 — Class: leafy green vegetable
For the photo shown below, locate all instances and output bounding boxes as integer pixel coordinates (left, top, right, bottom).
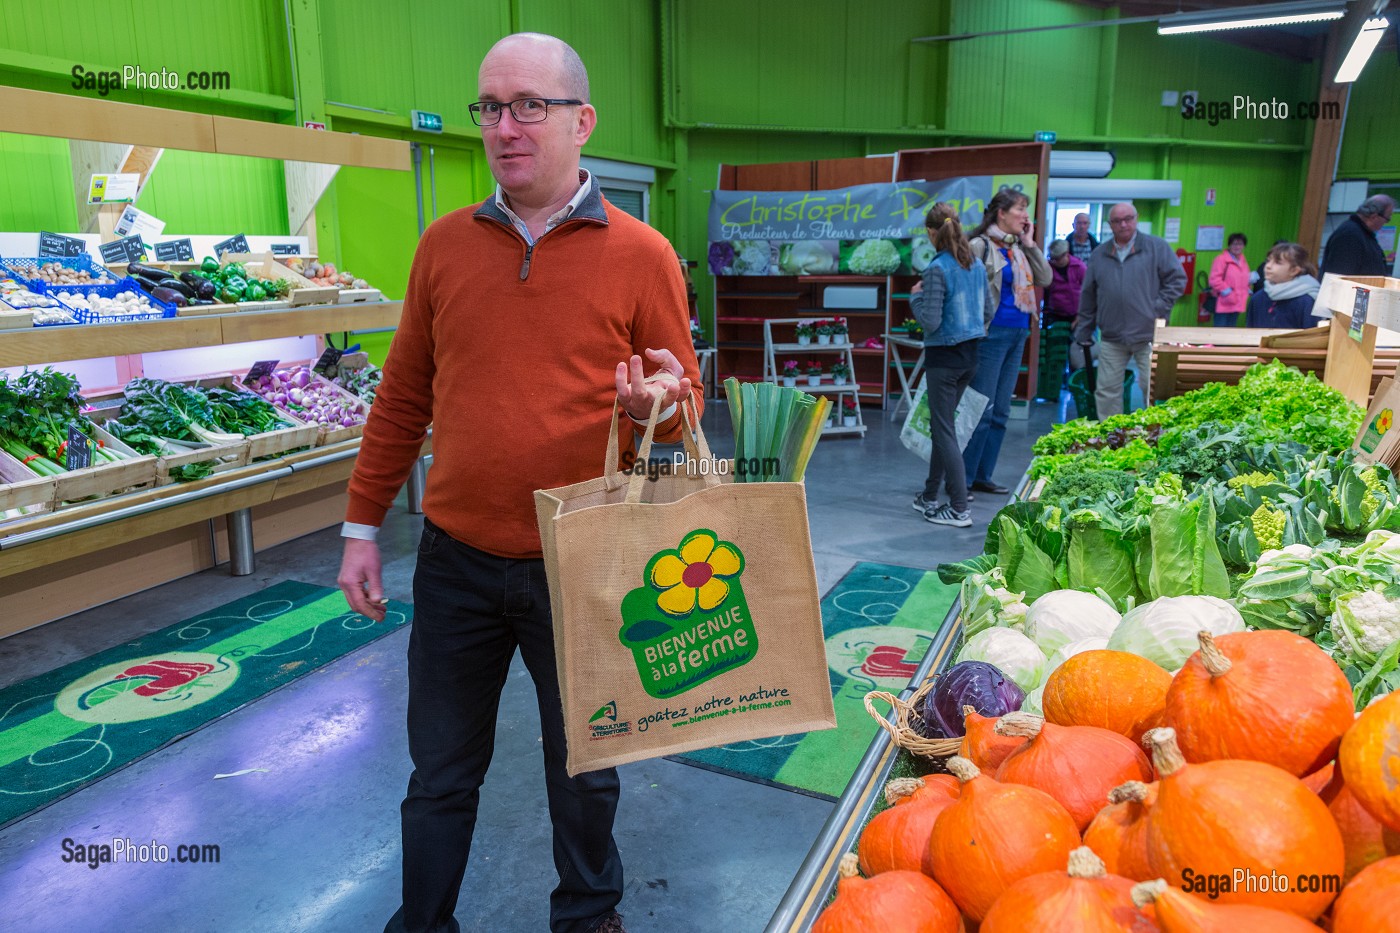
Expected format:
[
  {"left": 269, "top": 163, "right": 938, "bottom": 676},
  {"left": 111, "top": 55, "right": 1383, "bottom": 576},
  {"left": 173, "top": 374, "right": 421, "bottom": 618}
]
[{"left": 1065, "top": 508, "right": 1142, "bottom": 610}]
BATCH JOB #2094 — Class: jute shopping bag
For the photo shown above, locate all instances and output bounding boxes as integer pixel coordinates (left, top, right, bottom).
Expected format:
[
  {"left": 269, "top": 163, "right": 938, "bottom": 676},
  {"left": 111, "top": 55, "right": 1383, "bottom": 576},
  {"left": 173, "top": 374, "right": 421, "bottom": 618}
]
[{"left": 535, "top": 393, "right": 835, "bottom": 775}]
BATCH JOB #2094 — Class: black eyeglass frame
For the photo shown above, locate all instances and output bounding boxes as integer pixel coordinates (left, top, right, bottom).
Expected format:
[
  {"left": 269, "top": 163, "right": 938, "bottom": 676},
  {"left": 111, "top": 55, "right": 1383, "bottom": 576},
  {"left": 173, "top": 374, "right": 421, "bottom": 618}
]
[{"left": 468, "top": 98, "right": 584, "bottom": 126}]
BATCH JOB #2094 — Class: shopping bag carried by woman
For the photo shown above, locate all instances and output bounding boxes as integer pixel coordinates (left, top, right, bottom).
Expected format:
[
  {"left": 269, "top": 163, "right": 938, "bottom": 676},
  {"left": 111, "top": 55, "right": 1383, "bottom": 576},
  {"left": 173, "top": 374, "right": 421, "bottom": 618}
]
[{"left": 535, "top": 390, "right": 836, "bottom": 775}]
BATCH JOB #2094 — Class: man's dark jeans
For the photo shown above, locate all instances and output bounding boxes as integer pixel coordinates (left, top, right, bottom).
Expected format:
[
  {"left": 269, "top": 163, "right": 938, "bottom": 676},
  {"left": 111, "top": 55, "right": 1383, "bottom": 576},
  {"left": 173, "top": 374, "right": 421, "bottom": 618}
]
[
  {"left": 922, "top": 361, "right": 978, "bottom": 512},
  {"left": 383, "top": 518, "right": 623, "bottom": 933}
]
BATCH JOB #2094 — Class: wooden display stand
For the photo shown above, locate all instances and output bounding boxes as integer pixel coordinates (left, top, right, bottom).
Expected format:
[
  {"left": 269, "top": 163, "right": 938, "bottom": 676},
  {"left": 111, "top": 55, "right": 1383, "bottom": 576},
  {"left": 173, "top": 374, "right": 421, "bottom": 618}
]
[{"left": 761, "top": 319, "right": 866, "bottom": 437}]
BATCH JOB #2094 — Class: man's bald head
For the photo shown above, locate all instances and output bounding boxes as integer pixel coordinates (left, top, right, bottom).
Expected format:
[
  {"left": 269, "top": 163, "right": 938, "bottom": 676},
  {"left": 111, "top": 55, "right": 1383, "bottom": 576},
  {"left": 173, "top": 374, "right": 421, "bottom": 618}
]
[{"left": 483, "top": 33, "right": 589, "bottom": 103}]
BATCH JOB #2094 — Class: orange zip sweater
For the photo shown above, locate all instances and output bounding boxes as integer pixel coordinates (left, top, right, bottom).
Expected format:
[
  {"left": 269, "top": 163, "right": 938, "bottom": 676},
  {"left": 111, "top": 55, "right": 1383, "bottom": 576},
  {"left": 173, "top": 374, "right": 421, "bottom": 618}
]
[{"left": 345, "top": 184, "right": 703, "bottom": 558}]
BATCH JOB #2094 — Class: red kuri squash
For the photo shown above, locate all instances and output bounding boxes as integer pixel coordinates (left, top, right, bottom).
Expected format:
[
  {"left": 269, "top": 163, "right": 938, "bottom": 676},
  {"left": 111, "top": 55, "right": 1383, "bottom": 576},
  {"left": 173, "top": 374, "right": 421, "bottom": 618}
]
[
  {"left": 981, "top": 846, "right": 1156, "bottom": 932},
  {"left": 959, "top": 705, "right": 1026, "bottom": 772},
  {"left": 1141, "top": 727, "right": 1344, "bottom": 920},
  {"left": 1129, "top": 879, "right": 1322, "bottom": 932},
  {"left": 1164, "top": 630, "right": 1354, "bottom": 777},
  {"left": 1083, "top": 781, "right": 1158, "bottom": 882},
  {"left": 1042, "top": 649, "right": 1171, "bottom": 744},
  {"left": 1327, "top": 774, "right": 1389, "bottom": 883},
  {"left": 1338, "top": 690, "right": 1400, "bottom": 833},
  {"left": 1331, "top": 855, "right": 1400, "bottom": 933},
  {"left": 993, "top": 711, "right": 1154, "bottom": 831},
  {"left": 927, "top": 755, "right": 1080, "bottom": 922},
  {"left": 813, "top": 853, "right": 962, "bottom": 933},
  {"left": 858, "top": 777, "right": 960, "bottom": 876},
  {"left": 1301, "top": 761, "right": 1335, "bottom": 796}
]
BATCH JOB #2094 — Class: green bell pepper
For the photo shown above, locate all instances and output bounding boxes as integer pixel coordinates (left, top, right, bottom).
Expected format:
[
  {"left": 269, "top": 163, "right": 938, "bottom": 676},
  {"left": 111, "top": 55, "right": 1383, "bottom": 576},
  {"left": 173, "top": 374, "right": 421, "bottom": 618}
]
[
  {"left": 245, "top": 281, "right": 267, "bottom": 301},
  {"left": 201, "top": 256, "right": 220, "bottom": 274}
]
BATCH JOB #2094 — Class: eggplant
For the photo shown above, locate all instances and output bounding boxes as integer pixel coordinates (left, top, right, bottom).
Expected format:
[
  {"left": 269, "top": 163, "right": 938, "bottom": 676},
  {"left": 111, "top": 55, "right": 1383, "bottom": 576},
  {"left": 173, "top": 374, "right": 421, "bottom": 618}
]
[
  {"left": 189, "top": 298, "right": 215, "bottom": 306},
  {"left": 128, "top": 262, "right": 174, "bottom": 282},
  {"left": 131, "top": 273, "right": 167, "bottom": 293},
  {"left": 158, "top": 278, "right": 197, "bottom": 300},
  {"left": 151, "top": 286, "right": 189, "bottom": 307},
  {"left": 179, "top": 272, "right": 216, "bottom": 300}
]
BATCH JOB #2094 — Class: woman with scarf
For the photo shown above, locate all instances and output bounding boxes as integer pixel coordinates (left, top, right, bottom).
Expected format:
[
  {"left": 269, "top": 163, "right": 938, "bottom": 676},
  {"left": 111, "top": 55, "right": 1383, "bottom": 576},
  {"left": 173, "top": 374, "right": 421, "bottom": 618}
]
[
  {"left": 960, "top": 190, "right": 1052, "bottom": 496},
  {"left": 1246, "top": 242, "right": 1322, "bottom": 329}
]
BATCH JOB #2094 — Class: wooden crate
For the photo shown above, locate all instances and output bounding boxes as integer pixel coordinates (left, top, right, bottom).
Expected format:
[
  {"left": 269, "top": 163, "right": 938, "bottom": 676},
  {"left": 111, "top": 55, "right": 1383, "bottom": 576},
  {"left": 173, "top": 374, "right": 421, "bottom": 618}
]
[
  {"left": 51, "top": 423, "right": 158, "bottom": 507},
  {"left": 82, "top": 387, "right": 253, "bottom": 484},
  {"left": 0, "top": 448, "right": 60, "bottom": 513},
  {"left": 221, "top": 252, "right": 339, "bottom": 307},
  {"left": 338, "top": 287, "right": 382, "bottom": 304},
  {"left": 1318, "top": 274, "right": 1400, "bottom": 333},
  {"left": 233, "top": 368, "right": 368, "bottom": 446},
  {"left": 194, "top": 374, "right": 319, "bottom": 458}
]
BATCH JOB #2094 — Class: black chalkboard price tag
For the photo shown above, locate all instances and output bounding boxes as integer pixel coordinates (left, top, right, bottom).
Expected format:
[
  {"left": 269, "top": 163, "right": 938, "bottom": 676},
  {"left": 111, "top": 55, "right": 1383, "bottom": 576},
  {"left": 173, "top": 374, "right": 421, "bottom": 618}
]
[
  {"left": 245, "top": 360, "right": 280, "bottom": 382},
  {"left": 270, "top": 242, "right": 301, "bottom": 256},
  {"left": 1350, "top": 288, "right": 1370, "bottom": 343},
  {"left": 154, "top": 238, "right": 194, "bottom": 262},
  {"left": 65, "top": 424, "right": 93, "bottom": 471},
  {"left": 312, "top": 346, "right": 344, "bottom": 375},
  {"left": 213, "top": 234, "right": 251, "bottom": 257},
  {"left": 99, "top": 235, "right": 146, "bottom": 265},
  {"left": 39, "top": 232, "right": 87, "bottom": 258}
]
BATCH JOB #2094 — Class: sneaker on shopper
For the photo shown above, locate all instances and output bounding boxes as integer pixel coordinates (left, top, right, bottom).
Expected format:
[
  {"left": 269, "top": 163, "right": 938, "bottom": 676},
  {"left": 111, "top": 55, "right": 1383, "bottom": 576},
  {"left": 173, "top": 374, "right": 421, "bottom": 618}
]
[
  {"left": 590, "top": 912, "right": 626, "bottom": 933},
  {"left": 925, "top": 503, "right": 972, "bottom": 527},
  {"left": 912, "top": 493, "right": 934, "bottom": 513}
]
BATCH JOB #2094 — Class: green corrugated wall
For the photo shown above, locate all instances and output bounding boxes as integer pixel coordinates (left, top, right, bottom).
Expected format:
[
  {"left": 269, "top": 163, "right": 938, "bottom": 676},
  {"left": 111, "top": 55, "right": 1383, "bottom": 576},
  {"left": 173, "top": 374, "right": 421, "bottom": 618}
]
[{"left": 1, "top": 0, "right": 1396, "bottom": 356}]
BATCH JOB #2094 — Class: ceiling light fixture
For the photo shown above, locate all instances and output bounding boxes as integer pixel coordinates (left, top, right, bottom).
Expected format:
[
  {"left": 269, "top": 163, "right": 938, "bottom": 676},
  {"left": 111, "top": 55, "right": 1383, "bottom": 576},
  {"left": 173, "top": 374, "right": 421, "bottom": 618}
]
[
  {"left": 1157, "top": 1, "right": 1344, "bottom": 35},
  {"left": 1335, "top": 15, "right": 1391, "bottom": 82}
]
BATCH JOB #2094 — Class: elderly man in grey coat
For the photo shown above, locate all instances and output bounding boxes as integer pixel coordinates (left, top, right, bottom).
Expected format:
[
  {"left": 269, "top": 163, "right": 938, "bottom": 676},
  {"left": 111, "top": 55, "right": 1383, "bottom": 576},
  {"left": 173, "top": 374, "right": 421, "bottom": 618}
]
[{"left": 1074, "top": 202, "right": 1186, "bottom": 419}]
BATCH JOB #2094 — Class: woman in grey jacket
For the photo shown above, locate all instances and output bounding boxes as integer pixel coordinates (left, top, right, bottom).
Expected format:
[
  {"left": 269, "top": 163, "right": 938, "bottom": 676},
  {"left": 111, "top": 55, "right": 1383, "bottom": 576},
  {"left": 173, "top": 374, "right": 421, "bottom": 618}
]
[
  {"left": 909, "top": 203, "right": 996, "bottom": 527},
  {"left": 961, "top": 190, "right": 1052, "bottom": 495}
]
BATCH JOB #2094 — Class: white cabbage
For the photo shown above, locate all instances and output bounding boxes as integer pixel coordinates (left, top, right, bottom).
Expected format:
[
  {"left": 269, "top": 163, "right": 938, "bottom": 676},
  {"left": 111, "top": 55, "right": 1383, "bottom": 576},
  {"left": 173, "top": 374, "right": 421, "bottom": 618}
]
[
  {"left": 1021, "top": 685, "right": 1045, "bottom": 717},
  {"left": 1107, "top": 595, "right": 1246, "bottom": 670},
  {"left": 955, "top": 627, "right": 1046, "bottom": 693},
  {"left": 1045, "top": 635, "right": 1111, "bottom": 675},
  {"left": 1023, "top": 589, "right": 1121, "bottom": 657}
]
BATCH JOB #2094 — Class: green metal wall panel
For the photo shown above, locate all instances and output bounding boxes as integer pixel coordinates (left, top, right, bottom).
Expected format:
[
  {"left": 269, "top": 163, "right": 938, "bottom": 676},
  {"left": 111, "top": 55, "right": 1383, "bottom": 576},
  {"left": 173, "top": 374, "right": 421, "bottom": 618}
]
[
  {"left": 1339, "top": 61, "right": 1400, "bottom": 182},
  {"left": 138, "top": 151, "right": 289, "bottom": 235},
  {"left": 0, "top": 132, "right": 78, "bottom": 232}
]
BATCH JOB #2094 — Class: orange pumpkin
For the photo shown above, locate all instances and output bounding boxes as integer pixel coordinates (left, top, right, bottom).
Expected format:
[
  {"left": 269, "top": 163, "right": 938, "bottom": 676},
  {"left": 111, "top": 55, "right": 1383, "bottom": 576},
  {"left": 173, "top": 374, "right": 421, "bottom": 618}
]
[
  {"left": 959, "top": 705, "right": 1026, "bottom": 772},
  {"left": 1083, "top": 781, "right": 1158, "bottom": 882},
  {"left": 1301, "top": 761, "right": 1335, "bottom": 797},
  {"left": 1386, "top": 825, "right": 1400, "bottom": 856},
  {"left": 813, "top": 853, "right": 962, "bottom": 933},
  {"left": 981, "top": 846, "right": 1155, "bottom": 932},
  {"left": 858, "top": 777, "right": 960, "bottom": 876},
  {"left": 1164, "top": 630, "right": 1354, "bottom": 777},
  {"left": 1129, "top": 879, "right": 1322, "bottom": 932},
  {"left": 1331, "top": 856, "right": 1400, "bottom": 933},
  {"left": 1043, "top": 649, "right": 1171, "bottom": 744},
  {"left": 1326, "top": 773, "right": 1389, "bottom": 883},
  {"left": 994, "top": 711, "right": 1154, "bottom": 831},
  {"left": 1142, "top": 727, "right": 1344, "bottom": 919},
  {"left": 927, "top": 756, "right": 1080, "bottom": 922},
  {"left": 1338, "top": 690, "right": 1400, "bottom": 833}
]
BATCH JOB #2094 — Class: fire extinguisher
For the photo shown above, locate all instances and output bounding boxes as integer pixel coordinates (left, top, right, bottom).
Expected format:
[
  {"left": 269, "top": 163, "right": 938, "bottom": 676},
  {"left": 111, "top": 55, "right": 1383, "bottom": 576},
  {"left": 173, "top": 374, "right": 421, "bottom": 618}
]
[
  {"left": 1196, "top": 271, "right": 1216, "bottom": 324},
  {"left": 1175, "top": 249, "right": 1196, "bottom": 295}
]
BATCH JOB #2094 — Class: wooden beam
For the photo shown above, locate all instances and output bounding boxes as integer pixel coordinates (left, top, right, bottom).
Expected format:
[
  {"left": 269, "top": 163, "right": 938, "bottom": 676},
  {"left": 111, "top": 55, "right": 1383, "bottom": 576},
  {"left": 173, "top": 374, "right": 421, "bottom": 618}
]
[
  {"left": 285, "top": 160, "right": 341, "bottom": 238},
  {"left": 0, "top": 85, "right": 410, "bottom": 172}
]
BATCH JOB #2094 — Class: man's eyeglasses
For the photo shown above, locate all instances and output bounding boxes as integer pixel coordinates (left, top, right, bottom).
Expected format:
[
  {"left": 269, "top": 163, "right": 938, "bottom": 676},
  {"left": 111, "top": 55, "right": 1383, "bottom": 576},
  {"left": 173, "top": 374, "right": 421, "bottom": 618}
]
[{"left": 469, "top": 98, "right": 583, "bottom": 126}]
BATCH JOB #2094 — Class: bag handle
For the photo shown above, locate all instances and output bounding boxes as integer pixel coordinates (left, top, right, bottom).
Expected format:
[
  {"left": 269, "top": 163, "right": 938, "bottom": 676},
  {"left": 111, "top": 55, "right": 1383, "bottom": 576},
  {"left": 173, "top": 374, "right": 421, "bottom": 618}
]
[{"left": 603, "top": 378, "right": 719, "bottom": 500}]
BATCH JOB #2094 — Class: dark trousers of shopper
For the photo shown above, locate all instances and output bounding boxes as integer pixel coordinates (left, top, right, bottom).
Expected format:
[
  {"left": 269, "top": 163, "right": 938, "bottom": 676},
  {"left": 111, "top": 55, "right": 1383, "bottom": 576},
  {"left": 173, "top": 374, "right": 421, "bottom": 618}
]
[
  {"left": 922, "top": 359, "right": 978, "bottom": 512},
  {"left": 963, "top": 325, "right": 1029, "bottom": 486},
  {"left": 384, "top": 518, "right": 623, "bottom": 933}
]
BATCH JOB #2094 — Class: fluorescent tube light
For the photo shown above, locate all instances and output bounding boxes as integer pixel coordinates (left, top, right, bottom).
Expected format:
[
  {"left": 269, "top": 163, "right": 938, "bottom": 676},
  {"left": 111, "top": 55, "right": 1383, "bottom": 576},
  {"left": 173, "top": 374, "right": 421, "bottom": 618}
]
[
  {"left": 1335, "top": 16, "right": 1391, "bottom": 83},
  {"left": 1158, "top": 1, "right": 1343, "bottom": 35}
]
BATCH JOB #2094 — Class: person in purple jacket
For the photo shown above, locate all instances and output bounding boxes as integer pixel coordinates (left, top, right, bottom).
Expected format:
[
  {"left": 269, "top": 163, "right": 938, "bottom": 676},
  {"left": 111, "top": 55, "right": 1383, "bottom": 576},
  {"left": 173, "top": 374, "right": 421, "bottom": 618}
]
[
  {"left": 1044, "top": 239, "right": 1087, "bottom": 370},
  {"left": 1246, "top": 242, "right": 1321, "bottom": 329}
]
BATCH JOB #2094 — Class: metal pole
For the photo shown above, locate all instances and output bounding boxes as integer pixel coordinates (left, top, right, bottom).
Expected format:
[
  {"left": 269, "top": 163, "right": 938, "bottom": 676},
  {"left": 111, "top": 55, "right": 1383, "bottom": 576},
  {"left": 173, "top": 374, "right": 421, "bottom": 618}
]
[
  {"left": 429, "top": 146, "right": 438, "bottom": 220},
  {"left": 227, "top": 508, "right": 256, "bottom": 576},
  {"left": 411, "top": 142, "right": 425, "bottom": 236},
  {"left": 406, "top": 457, "right": 427, "bottom": 514}
]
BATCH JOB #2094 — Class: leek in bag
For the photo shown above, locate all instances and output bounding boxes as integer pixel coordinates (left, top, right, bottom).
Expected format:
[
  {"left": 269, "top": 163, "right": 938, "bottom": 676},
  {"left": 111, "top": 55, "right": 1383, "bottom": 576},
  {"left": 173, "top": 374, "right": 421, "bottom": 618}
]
[{"left": 723, "top": 377, "right": 829, "bottom": 482}]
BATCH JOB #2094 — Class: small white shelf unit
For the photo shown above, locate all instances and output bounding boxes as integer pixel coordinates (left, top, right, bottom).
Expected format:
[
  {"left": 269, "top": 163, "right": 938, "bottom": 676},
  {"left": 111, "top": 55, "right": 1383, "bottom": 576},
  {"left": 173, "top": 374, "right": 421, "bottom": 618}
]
[{"left": 762, "top": 317, "right": 866, "bottom": 437}]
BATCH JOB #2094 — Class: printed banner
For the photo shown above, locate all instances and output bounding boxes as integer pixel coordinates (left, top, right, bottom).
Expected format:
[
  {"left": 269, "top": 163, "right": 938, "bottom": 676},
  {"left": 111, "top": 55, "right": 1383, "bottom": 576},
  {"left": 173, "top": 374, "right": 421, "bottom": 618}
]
[{"left": 709, "top": 174, "right": 1037, "bottom": 276}]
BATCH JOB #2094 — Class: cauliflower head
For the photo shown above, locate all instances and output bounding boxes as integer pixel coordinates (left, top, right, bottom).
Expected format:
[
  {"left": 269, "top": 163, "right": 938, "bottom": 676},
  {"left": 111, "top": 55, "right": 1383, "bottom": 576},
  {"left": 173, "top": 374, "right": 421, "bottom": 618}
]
[
  {"left": 1250, "top": 501, "right": 1286, "bottom": 553},
  {"left": 1332, "top": 588, "right": 1400, "bottom": 666},
  {"left": 848, "top": 238, "right": 901, "bottom": 275}
]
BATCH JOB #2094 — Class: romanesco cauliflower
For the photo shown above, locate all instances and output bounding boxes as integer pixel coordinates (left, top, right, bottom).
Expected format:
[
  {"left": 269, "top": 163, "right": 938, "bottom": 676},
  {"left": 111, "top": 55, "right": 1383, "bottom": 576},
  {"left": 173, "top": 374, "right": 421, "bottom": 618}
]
[
  {"left": 1228, "top": 471, "right": 1277, "bottom": 491},
  {"left": 1250, "top": 501, "right": 1286, "bottom": 553}
]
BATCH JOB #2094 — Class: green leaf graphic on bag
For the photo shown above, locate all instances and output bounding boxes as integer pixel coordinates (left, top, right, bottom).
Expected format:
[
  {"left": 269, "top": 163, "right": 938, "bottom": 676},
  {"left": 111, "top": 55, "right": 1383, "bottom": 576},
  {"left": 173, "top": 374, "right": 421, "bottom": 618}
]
[{"left": 618, "top": 529, "right": 759, "bottom": 699}]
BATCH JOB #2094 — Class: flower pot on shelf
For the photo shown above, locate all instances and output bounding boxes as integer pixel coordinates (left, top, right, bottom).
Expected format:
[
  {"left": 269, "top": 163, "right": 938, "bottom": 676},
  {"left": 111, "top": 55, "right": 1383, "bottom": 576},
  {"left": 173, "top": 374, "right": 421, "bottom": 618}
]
[
  {"left": 781, "top": 376, "right": 797, "bottom": 387},
  {"left": 796, "top": 335, "right": 811, "bottom": 346},
  {"left": 833, "top": 375, "right": 848, "bottom": 386},
  {"left": 806, "top": 375, "right": 822, "bottom": 387},
  {"left": 843, "top": 414, "right": 858, "bottom": 426},
  {"left": 816, "top": 334, "right": 831, "bottom": 345}
]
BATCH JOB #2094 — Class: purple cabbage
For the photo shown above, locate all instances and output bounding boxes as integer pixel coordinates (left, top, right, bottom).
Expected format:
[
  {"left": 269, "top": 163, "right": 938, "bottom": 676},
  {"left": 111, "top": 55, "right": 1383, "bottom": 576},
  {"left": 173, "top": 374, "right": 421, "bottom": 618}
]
[
  {"left": 708, "top": 241, "right": 736, "bottom": 275},
  {"left": 912, "top": 660, "right": 1024, "bottom": 739}
]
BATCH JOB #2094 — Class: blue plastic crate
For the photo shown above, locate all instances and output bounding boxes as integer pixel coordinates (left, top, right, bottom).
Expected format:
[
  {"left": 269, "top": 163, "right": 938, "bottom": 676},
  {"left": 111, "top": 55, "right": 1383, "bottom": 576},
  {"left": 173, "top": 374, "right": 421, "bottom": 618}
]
[
  {"left": 1, "top": 255, "right": 118, "bottom": 288},
  {"left": 51, "top": 277, "right": 178, "bottom": 324}
]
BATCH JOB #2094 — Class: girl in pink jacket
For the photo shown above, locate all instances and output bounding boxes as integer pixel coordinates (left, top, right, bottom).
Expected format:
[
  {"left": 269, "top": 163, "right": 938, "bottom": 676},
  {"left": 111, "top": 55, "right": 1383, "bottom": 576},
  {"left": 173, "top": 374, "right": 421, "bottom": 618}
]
[{"left": 1208, "top": 232, "right": 1250, "bottom": 326}]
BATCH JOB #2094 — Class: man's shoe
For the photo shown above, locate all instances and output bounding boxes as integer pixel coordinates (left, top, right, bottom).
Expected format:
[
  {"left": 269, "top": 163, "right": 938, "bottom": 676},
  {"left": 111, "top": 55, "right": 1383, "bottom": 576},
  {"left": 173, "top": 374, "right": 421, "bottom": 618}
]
[
  {"left": 590, "top": 912, "right": 626, "bottom": 933},
  {"left": 912, "top": 493, "right": 934, "bottom": 513},
  {"left": 925, "top": 503, "right": 973, "bottom": 528},
  {"left": 969, "top": 480, "right": 1011, "bottom": 495}
]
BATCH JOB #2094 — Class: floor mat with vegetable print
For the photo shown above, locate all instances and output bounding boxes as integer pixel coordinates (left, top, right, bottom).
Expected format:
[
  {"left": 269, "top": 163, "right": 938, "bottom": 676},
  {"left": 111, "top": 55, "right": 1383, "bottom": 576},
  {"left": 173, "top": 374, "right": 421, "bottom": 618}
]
[
  {"left": 670, "top": 562, "right": 957, "bottom": 799},
  {"left": 0, "top": 581, "right": 410, "bottom": 830}
]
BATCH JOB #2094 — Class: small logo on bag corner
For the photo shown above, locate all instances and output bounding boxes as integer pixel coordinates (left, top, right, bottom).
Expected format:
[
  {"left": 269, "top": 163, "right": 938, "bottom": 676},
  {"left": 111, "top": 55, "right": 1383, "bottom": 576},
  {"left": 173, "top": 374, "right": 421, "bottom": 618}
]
[
  {"left": 618, "top": 529, "right": 759, "bottom": 700},
  {"left": 587, "top": 700, "right": 632, "bottom": 739}
]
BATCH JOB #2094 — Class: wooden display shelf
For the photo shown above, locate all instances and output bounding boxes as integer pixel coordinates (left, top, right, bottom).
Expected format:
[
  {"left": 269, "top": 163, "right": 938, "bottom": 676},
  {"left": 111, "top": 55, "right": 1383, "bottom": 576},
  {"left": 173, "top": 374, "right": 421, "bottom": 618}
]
[{"left": 0, "top": 301, "right": 402, "bottom": 366}]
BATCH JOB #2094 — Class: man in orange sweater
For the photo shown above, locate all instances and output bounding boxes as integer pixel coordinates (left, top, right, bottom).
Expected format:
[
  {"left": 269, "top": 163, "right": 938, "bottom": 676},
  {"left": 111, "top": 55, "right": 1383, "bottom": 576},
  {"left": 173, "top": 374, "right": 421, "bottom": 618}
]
[{"left": 338, "top": 32, "right": 702, "bottom": 933}]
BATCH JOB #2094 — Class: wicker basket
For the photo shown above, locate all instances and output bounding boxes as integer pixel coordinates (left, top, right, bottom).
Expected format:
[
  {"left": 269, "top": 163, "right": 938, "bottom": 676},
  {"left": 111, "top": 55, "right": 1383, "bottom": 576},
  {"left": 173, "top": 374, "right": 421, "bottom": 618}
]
[{"left": 864, "top": 677, "right": 962, "bottom": 760}]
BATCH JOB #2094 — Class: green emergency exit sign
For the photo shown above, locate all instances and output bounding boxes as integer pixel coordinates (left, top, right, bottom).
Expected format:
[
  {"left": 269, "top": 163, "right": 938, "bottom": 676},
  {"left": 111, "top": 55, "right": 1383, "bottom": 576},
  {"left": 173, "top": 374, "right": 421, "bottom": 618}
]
[
  {"left": 411, "top": 110, "right": 444, "bottom": 133},
  {"left": 1034, "top": 130, "right": 1057, "bottom": 144}
]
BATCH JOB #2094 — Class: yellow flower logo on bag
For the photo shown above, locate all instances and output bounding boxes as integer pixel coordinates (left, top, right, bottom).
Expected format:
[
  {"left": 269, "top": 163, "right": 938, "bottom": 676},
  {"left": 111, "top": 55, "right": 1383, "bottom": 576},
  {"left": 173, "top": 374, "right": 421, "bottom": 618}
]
[
  {"left": 1362, "top": 407, "right": 1394, "bottom": 454},
  {"left": 619, "top": 529, "right": 759, "bottom": 699}
]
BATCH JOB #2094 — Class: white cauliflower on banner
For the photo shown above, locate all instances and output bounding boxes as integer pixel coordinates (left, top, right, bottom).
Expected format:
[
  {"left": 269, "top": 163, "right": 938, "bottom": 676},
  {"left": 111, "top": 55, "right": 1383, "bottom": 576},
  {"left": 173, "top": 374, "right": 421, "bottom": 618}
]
[{"left": 847, "top": 238, "right": 901, "bottom": 275}]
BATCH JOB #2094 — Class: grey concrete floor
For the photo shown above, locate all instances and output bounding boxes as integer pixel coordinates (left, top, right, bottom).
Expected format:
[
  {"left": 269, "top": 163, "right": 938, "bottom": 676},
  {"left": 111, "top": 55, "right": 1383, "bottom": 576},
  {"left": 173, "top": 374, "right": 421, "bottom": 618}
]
[{"left": 0, "top": 399, "right": 1055, "bottom": 933}]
